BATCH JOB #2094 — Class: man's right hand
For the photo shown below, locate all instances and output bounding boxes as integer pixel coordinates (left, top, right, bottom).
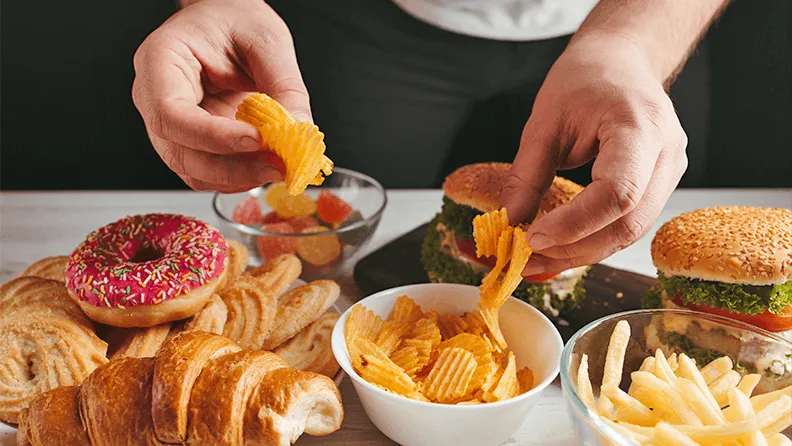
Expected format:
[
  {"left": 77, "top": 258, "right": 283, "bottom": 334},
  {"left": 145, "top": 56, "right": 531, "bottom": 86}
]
[{"left": 132, "top": 0, "right": 310, "bottom": 193}]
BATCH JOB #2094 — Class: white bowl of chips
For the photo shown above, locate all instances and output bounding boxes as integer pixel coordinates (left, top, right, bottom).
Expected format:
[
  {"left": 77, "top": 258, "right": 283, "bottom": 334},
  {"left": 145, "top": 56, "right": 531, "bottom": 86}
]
[{"left": 331, "top": 283, "right": 563, "bottom": 446}]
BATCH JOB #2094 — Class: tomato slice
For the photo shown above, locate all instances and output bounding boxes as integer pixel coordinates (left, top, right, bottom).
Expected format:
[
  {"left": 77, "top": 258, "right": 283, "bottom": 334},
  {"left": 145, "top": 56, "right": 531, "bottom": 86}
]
[
  {"left": 453, "top": 238, "right": 557, "bottom": 283},
  {"left": 673, "top": 293, "right": 792, "bottom": 332}
]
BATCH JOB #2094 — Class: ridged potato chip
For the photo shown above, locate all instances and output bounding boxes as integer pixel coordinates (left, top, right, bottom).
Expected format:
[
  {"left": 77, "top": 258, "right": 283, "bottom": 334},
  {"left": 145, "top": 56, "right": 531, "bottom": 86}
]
[
  {"left": 236, "top": 93, "right": 333, "bottom": 195},
  {"left": 436, "top": 333, "right": 491, "bottom": 363},
  {"left": 389, "top": 295, "right": 424, "bottom": 325},
  {"left": 485, "top": 351, "right": 519, "bottom": 402},
  {"left": 408, "top": 318, "right": 442, "bottom": 348},
  {"left": 390, "top": 346, "right": 420, "bottom": 376},
  {"left": 376, "top": 321, "right": 410, "bottom": 356},
  {"left": 478, "top": 304, "right": 507, "bottom": 350},
  {"left": 358, "top": 351, "right": 418, "bottom": 396},
  {"left": 472, "top": 208, "right": 510, "bottom": 258},
  {"left": 437, "top": 314, "right": 468, "bottom": 341},
  {"left": 481, "top": 226, "right": 533, "bottom": 308},
  {"left": 517, "top": 367, "right": 534, "bottom": 393},
  {"left": 348, "top": 337, "right": 387, "bottom": 371},
  {"left": 480, "top": 226, "right": 514, "bottom": 292},
  {"left": 345, "top": 304, "right": 384, "bottom": 346},
  {"left": 422, "top": 348, "right": 477, "bottom": 403},
  {"left": 463, "top": 311, "right": 487, "bottom": 336}
]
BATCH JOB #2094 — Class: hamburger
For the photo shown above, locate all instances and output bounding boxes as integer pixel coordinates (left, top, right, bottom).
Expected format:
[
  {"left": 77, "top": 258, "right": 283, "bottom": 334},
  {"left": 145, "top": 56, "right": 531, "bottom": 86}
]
[
  {"left": 645, "top": 206, "right": 792, "bottom": 388},
  {"left": 420, "top": 162, "right": 588, "bottom": 319}
]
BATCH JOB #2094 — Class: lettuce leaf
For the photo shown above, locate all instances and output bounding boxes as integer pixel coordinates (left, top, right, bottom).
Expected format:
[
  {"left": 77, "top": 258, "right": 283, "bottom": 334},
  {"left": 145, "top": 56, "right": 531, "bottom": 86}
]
[
  {"left": 658, "top": 273, "right": 792, "bottom": 315},
  {"left": 438, "top": 197, "right": 480, "bottom": 241}
]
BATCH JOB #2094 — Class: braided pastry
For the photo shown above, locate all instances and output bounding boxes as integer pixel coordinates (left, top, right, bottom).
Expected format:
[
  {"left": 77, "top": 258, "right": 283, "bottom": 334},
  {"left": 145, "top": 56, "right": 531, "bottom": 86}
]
[
  {"left": 274, "top": 311, "right": 341, "bottom": 378},
  {"left": 17, "top": 256, "right": 69, "bottom": 283},
  {"left": 0, "top": 277, "right": 107, "bottom": 424},
  {"left": 18, "top": 331, "right": 344, "bottom": 446}
]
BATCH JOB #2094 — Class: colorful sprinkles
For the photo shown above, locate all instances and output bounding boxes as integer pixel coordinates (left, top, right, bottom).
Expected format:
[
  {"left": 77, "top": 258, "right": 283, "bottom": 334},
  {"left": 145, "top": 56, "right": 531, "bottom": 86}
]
[{"left": 65, "top": 214, "right": 228, "bottom": 308}]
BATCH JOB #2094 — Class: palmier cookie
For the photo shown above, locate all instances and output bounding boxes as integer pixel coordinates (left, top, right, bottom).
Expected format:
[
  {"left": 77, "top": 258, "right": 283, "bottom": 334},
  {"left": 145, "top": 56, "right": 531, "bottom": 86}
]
[
  {"left": 220, "top": 276, "right": 278, "bottom": 350},
  {"left": 262, "top": 280, "right": 340, "bottom": 350},
  {"left": 274, "top": 311, "right": 340, "bottom": 378},
  {"left": 244, "top": 253, "right": 302, "bottom": 297},
  {"left": 183, "top": 294, "right": 228, "bottom": 335},
  {"left": 18, "top": 256, "right": 69, "bottom": 283},
  {"left": 110, "top": 323, "right": 172, "bottom": 360}
]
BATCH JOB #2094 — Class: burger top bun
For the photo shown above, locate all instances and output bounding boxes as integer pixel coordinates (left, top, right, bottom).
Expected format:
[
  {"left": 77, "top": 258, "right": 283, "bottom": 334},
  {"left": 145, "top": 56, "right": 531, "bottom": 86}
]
[
  {"left": 651, "top": 206, "right": 792, "bottom": 286},
  {"left": 441, "top": 162, "right": 583, "bottom": 218}
]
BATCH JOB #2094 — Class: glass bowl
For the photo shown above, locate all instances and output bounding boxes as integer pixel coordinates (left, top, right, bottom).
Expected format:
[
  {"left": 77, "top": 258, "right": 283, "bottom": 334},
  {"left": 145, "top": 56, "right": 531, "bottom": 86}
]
[
  {"left": 212, "top": 167, "right": 387, "bottom": 281},
  {"left": 560, "top": 308, "right": 792, "bottom": 445}
]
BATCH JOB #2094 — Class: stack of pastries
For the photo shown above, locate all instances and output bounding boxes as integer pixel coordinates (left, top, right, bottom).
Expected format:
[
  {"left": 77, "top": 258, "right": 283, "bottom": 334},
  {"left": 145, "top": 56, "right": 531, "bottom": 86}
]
[{"left": 0, "top": 213, "right": 345, "bottom": 445}]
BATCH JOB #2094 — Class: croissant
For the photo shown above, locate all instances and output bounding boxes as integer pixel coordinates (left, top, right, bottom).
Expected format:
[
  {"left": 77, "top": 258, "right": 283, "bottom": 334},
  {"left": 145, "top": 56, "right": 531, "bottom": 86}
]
[{"left": 17, "top": 330, "right": 344, "bottom": 446}]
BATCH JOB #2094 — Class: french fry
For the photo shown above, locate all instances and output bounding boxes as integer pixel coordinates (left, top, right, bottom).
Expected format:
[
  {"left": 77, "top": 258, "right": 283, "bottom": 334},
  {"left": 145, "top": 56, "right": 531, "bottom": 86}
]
[
  {"left": 721, "top": 385, "right": 792, "bottom": 421},
  {"left": 601, "top": 418, "right": 653, "bottom": 444},
  {"left": 667, "top": 352, "right": 679, "bottom": 372},
  {"left": 700, "top": 356, "right": 733, "bottom": 385},
  {"left": 631, "top": 371, "right": 703, "bottom": 426},
  {"left": 653, "top": 348, "right": 677, "bottom": 383},
  {"left": 629, "top": 356, "right": 656, "bottom": 395},
  {"left": 725, "top": 387, "right": 755, "bottom": 422},
  {"left": 736, "top": 374, "right": 762, "bottom": 397},
  {"left": 767, "top": 433, "right": 792, "bottom": 446},
  {"left": 599, "top": 320, "right": 631, "bottom": 415},
  {"left": 577, "top": 354, "right": 597, "bottom": 412},
  {"left": 675, "top": 377, "right": 726, "bottom": 426},
  {"left": 601, "top": 384, "right": 658, "bottom": 426},
  {"left": 676, "top": 353, "right": 722, "bottom": 415},
  {"left": 744, "top": 430, "right": 770, "bottom": 446},
  {"left": 708, "top": 370, "right": 741, "bottom": 408},
  {"left": 673, "top": 396, "right": 792, "bottom": 442},
  {"left": 653, "top": 422, "right": 700, "bottom": 446}
]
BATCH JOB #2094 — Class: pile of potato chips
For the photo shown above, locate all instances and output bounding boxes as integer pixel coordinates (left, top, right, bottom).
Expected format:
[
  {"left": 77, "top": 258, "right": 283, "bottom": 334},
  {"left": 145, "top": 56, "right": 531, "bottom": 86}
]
[
  {"left": 236, "top": 94, "right": 333, "bottom": 195},
  {"left": 345, "top": 208, "right": 536, "bottom": 404}
]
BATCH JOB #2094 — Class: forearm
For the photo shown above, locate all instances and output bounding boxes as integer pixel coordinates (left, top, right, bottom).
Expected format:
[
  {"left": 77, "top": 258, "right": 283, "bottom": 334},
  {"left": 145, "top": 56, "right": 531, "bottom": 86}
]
[{"left": 572, "top": 0, "right": 729, "bottom": 85}]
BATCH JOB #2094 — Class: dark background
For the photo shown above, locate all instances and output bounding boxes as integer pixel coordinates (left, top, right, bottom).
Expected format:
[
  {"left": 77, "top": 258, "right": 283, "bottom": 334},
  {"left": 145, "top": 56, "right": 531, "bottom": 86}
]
[{"left": 2, "top": 0, "right": 791, "bottom": 190}]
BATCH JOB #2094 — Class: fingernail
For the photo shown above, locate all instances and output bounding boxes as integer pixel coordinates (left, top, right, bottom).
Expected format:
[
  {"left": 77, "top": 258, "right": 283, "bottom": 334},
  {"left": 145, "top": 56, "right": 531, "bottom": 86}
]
[
  {"left": 522, "top": 260, "right": 546, "bottom": 277},
  {"left": 528, "top": 233, "right": 554, "bottom": 251},
  {"left": 291, "top": 112, "right": 314, "bottom": 124},
  {"left": 232, "top": 136, "right": 261, "bottom": 153},
  {"left": 258, "top": 166, "right": 282, "bottom": 184}
]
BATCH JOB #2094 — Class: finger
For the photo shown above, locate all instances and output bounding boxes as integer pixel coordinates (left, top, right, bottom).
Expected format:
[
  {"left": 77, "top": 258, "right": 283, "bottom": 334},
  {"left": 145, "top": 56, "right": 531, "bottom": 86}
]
[
  {"left": 232, "top": 7, "right": 312, "bottom": 122},
  {"left": 524, "top": 143, "right": 686, "bottom": 274},
  {"left": 178, "top": 175, "right": 254, "bottom": 194},
  {"left": 499, "top": 115, "right": 561, "bottom": 225},
  {"left": 151, "top": 132, "right": 282, "bottom": 186},
  {"left": 132, "top": 39, "right": 262, "bottom": 154},
  {"left": 525, "top": 123, "right": 663, "bottom": 251}
]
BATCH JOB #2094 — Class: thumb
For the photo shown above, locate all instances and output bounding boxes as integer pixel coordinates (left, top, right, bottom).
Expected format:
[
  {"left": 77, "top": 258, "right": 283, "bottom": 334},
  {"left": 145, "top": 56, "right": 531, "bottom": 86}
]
[
  {"left": 236, "top": 10, "right": 313, "bottom": 123},
  {"left": 499, "top": 116, "right": 560, "bottom": 225}
]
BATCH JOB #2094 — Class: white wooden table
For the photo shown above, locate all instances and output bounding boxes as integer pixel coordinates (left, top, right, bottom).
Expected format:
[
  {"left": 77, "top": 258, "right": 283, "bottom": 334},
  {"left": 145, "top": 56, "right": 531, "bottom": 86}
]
[{"left": 1, "top": 189, "right": 790, "bottom": 445}]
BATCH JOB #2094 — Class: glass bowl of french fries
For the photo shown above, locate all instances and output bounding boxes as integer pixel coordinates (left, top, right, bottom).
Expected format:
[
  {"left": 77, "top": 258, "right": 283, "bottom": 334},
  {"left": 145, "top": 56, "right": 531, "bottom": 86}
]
[
  {"left": 331, "top": 283, "right": 564, "bottom": 446},
  {"left": 560, "top": 308, "right": 792, "bottom": 445},
  {"left": 212, "top": 167, "right": 387, "bottom": 281}
]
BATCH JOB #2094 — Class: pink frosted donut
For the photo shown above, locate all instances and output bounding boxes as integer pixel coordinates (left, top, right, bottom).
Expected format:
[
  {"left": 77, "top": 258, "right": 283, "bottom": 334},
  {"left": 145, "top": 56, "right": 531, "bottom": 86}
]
[{"left": 66, "top": 214, "right": 229, "bottom": 328}]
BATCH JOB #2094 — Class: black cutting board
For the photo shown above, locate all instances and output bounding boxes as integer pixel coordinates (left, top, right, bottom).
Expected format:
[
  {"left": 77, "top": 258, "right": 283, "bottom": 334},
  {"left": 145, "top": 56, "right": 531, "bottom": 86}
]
[{"left": 354, "top": 223, "right": 658, "bottom": 341}]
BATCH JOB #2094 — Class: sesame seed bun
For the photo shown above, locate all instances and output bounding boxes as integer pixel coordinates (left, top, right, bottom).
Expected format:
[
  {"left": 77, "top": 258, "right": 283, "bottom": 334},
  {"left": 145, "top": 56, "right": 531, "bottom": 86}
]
[
  {"left": 441, "top": 162, "right": 584, "bottom": 217},
  {"left": 651, "top": 206, "right": 792, "bottom": 286}
]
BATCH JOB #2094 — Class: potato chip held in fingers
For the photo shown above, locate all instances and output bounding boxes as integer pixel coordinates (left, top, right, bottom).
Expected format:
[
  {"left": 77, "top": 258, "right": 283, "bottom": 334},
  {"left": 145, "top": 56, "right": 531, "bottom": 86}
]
[
  {"left": 235, "top": 93, "right": 333, "bottom": 195},
  {"left": 472, "top": 208, "right": 510, "bottom": 258}
]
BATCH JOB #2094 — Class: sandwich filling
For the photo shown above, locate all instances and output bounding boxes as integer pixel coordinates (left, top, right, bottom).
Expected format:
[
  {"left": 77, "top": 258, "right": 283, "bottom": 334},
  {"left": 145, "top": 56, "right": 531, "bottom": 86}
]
[{"left": 421, "top": 198, "right": 587, "bottom": 318}]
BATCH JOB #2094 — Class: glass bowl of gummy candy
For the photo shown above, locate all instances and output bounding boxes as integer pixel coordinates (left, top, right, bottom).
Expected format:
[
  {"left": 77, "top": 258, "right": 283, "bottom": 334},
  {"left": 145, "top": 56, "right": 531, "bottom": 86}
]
[{"left": 212, "top": 167, "right": 387, "bottom": 281}]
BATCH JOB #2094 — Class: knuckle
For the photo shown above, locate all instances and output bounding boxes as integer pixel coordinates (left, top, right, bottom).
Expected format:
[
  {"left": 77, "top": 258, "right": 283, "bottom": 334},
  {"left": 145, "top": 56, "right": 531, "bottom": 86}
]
[
  {"left": 613, "top": 215, "right": 645, "bottom": 248},
  {"left": 606, "top": 177, "right": 642, "bottom": 214},
  {"left": 146, "top": 100, "right": 171, "bottom": 139},
  {"left": 161, "top": 146, "right": 187, "bottom": 175}
]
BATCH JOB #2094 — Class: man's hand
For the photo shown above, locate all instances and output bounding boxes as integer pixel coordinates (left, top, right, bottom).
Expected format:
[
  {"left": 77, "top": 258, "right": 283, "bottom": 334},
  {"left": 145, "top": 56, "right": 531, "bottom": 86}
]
[
  {"left": 500, "top": 35, "right": 688, "bottom": 276},
  {"left": 132, "top": 0, "right": 310, "bottom": 192}
]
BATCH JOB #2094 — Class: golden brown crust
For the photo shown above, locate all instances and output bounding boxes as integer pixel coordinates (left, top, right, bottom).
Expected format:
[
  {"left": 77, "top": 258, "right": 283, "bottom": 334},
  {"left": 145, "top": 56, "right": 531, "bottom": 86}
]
[
  {"left": 79, "top": 357, "right": 160, "bottom": 446},
  {"left": 651, "top": 206, "right": 792, "bottom": 285},
  {"left": 151, "top": 331, "right": 241, "bottom": 444},
  {"left": 17, "top": 386, "right": 89, "bottom": 446},
  {"left": 183, "top": 294, "right": 228, "bottom": 335},
  {"left": 225, "top": 239, "right": 249, "bottom": 286},
  {"left": 262, "top": 281, "right": 340, "bottom": 350},
  {"left": 110, "top": 323, "right": 172, "bottom": 360},
  {"left": 18, "top": 256, "right": 69, "bottom": 283},
  {"left": 273, "top": 311, "right": 340, "bottom": 378},
  {"left": 0, "top": 277, "right": 107, "bottom": 425},
  {"left": 220, "top": 276, "right": 278, "bottom": 350},
  {"left": 244, "top": 254, "right": 302, "bottom": 297},
  {"left": 244, "top": 369, "right": 344, "bottom": 445},
  {"left": 69, "top": 269, "right": 226, "bottom": 328},
  {"left": 441, "top": 162, "right": 583, "bottom": 216},
  {"left": 186, "top": 350, "right": 288, "bottom": 445}
]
